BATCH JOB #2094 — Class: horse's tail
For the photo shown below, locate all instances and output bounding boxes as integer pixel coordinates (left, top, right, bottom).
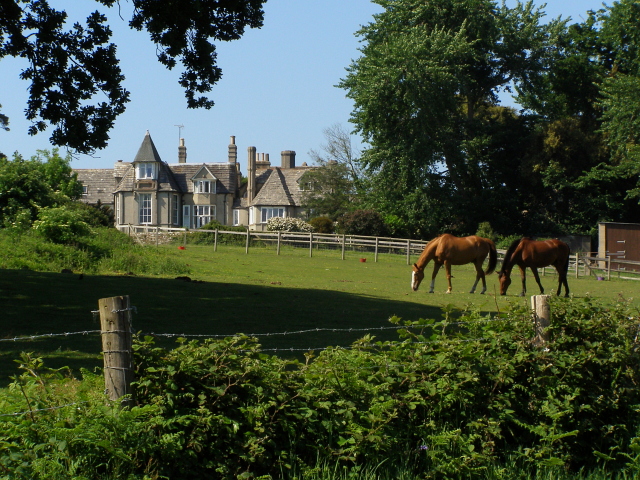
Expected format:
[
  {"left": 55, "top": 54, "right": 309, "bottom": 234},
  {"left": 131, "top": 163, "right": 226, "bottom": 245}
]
[
  {"left": 561, "top": 242, "right": 571, "bottom": 275},
  {"left": 484, "top": 240, "right": 498, "bottom": 275},
  {"left": 499, "top": 237, "right": 523, "bottom": 274}
]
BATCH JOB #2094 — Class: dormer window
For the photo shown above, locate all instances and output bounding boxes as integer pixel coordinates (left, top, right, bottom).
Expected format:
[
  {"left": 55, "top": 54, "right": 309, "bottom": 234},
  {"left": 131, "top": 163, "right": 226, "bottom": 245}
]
[
  {"left": 136, "top": 162, "right": 157, "bottom": 180},
  {"left": 194, "top": 179, "right": 214, "bottom": 194}
]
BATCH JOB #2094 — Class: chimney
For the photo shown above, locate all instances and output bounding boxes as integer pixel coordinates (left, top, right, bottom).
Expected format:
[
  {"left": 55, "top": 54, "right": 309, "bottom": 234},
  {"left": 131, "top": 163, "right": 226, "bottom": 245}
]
[
  {"left": 256, "top": 152, "right": 271, "bottom": 170},
  {"left": 178, "top": 138, "right": 187, "bottom": 163},
  {"left": 247, "top": 146, "right": 257, "bottom": 202},
  {"left": 281, "top": 150, "right": 296, "bottom": 169},
  {"left": 228, "top": 135, "right": 237, "bottom": 163}
]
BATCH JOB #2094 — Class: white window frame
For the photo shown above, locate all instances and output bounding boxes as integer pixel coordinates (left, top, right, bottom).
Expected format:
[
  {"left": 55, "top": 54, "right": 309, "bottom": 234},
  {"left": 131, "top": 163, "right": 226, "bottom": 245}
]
[
  {"left": 82, "top": 185, "right": 88, "bottom": 195},
  {"left": 139, "top": 193, "right": 152, "bottom": 224},
  {"left": 194, "top": 179, "right": 214, "bottom": 194},
  {"left": 172, "top": 194, "right": 179, "bottom": 225},
  {"left": 233, "top": 209, "right": 240, "bottom": 226},
  {"left": 261, "top": 207, "right": 285, "bottom": 223},
  {"left": 194, "top": 205, "right": 216, "bottom": 228},
  {"left": 136, "top": 162, "right": 157, "bottom": 180}
]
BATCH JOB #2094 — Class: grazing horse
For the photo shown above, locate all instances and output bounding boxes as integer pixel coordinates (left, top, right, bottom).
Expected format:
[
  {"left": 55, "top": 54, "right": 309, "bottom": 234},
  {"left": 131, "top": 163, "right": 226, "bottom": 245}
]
[
  {"left": 498, "top": 237, "right": 570, "bottom": 297},
  {"left": 411, "top": 234, "right": 498, "bottom": 294}
]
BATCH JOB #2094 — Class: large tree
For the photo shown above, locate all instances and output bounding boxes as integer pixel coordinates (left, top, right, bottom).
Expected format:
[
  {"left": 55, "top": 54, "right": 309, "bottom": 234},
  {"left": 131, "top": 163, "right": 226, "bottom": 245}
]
[
  {"left": 0, "top": 0, "right": 266, "bottom": 154},
  {"left": 339, "top": 0, "right": 565, "bottom": 238}
]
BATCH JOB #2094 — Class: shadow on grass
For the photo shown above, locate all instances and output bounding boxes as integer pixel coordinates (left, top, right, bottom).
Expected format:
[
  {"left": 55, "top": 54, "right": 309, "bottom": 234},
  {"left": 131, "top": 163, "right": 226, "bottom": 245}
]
[{"left": 0, "top": 268, "right": 445, "bottom": 386}]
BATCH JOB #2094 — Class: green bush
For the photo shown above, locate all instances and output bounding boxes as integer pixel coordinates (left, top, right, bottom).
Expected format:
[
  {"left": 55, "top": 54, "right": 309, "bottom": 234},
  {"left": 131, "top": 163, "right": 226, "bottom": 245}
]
[
  {"left": 266, "top": 216, "right": 313, "bottom": 232},
  {"left": 309, "top": 216, "right": 335, "bottom": 233},
  {"left": 188, "top": 219, "right": 249, "bottom": 246},
  {"left": 32, "top": 207, "right": 92, "bottom": 244},
  {"left": 3, "top": 298, "right": 640, "bottom": 479},
  {"left": 338, "top": 210, "right": 387, "bottom": 236}
]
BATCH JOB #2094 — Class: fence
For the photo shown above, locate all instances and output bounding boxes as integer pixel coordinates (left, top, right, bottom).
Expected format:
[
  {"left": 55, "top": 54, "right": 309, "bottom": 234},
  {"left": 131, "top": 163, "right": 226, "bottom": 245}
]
[{"left": 1, "top": 294, "right": 554, "bottom": 407}]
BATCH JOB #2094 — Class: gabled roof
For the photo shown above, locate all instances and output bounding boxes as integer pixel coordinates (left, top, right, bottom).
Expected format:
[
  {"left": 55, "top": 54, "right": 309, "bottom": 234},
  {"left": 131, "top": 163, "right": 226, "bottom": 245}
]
[
  {"left": 251, "top": 167, "right": 309, "bottom": 206},
  {"left": 190, "top": 164, "right": 218, "bottom": 181},
  {"left": 133, "top": 131, "right": 162, "bottom": 163},
  {"left": 169, "top": 163, "right": 237, "bottom": 195}
]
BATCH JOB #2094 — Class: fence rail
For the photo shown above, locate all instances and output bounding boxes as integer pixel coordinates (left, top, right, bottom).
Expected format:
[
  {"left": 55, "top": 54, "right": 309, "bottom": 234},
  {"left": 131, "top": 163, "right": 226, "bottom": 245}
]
[{"left": 117, "top": 225, "right": 640, "bottom": 280}]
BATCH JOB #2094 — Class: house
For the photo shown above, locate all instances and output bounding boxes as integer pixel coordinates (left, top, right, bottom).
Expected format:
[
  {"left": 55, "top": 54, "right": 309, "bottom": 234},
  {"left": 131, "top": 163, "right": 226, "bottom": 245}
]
[{"left": 75, "top": 131, "right": 314, "bottom": 231}]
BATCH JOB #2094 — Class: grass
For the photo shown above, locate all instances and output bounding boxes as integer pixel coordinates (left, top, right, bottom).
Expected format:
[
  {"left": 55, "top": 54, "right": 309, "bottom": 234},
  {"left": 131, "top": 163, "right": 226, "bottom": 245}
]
[{"left": 1, "top": 240, "right": 638, "bottom": 386}]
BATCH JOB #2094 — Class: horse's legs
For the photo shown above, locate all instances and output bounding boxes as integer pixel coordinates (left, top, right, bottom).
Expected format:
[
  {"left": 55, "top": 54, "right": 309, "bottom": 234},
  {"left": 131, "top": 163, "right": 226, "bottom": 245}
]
[
  {"left": 429, "top": 263, "right": 442, "bottom": 293},
  {"left": 470, "top": 260, "right": 485, "bottom": 294},
  {"left": 444, "top": 262, "right": 453, "bottom": 293},
  {"left": 556, "top": 265, "right": 570, "bottom": 297},
  {"left": 531, "top": 267, "right": 545, "bottom": 294},
  {"left": 519, "top": 266, "right": 527, "bottom": 296}
]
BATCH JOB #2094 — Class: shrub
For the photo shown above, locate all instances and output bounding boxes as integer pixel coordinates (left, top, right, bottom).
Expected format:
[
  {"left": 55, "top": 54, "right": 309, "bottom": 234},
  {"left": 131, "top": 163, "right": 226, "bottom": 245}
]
[
  {"left": 338, "top": 209, "right": 387, "bottom": 236},
  {"left": 32, "top": 207, "right": 92, "bottom": 244},
  {"left": 476, "top": 221, "right": 499, "bottom": 242},
  {"left": 309, "top": 216, "right": 334, "bottom": 233},
  {"left": 188, "top": 219, "right": 248, "bottom": 246},
  {"left": 266, "top": 216, "right": 313, "bottom": 232}
]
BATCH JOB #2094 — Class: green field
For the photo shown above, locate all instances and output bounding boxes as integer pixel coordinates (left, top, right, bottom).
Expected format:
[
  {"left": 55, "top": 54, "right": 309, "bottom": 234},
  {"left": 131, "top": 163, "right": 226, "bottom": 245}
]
[{"left": 1, "top": 242, "right": 638, "bottom": 385}]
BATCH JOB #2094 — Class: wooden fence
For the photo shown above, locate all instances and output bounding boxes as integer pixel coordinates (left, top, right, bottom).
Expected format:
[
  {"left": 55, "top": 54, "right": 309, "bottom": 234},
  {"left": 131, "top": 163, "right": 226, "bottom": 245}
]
[{"left": 119, "top": 225, "right": 637, "bottom": 280}]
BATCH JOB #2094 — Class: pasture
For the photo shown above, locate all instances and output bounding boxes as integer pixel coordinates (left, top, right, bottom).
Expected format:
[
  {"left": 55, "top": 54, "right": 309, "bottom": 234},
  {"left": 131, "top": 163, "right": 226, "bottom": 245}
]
[{"left": 1, "top": 242, "right": 638, "bottom": 385}]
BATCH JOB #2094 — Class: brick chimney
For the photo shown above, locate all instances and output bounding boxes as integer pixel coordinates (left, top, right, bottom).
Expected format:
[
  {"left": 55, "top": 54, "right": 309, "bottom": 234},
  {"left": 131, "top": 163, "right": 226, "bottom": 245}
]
[
  {"left": 228, "top": 135, "right": 237, "bottom": 164},
  {"left": 281, "top": 150, "right": 296, "bottom": 169},
  {"left": 178, "top": 138, "right": 187, "bottom": 163}
]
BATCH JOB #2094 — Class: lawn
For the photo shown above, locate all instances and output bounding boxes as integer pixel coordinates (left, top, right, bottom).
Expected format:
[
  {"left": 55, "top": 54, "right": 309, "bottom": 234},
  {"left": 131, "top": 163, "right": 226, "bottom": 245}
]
[{"left": 1, "top": 242, "right": 637, "bottom": 385}]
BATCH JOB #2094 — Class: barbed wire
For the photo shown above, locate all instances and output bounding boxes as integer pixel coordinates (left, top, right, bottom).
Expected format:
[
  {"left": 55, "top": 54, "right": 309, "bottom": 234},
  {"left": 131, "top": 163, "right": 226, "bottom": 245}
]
[
  {"left": 0, "top": 331, "right": 101, "bottom": 342},
  {"left": 0, "top": 401, "right": 88, "bottom": 419}
]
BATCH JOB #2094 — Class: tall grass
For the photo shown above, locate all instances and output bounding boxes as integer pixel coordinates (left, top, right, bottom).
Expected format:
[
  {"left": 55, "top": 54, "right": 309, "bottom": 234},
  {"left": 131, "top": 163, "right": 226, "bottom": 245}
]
[{"left": 0, "top": 227, "right": 190, "bottom": 275}]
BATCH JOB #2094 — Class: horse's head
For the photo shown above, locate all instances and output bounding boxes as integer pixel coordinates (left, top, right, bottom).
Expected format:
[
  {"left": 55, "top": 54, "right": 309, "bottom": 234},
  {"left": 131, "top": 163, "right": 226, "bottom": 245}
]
[
  {"left": 411, "top": 264, "right": 424, "bottom": 291},
  {"left": 497, "top": 270, "right": 511, "bottom": 295}
]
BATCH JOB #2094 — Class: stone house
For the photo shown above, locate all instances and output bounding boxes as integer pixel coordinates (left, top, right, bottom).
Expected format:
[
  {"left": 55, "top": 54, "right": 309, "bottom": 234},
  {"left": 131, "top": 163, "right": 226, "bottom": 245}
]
[{"left": 75, "top": 131, "right": 314, "bottom": 230}]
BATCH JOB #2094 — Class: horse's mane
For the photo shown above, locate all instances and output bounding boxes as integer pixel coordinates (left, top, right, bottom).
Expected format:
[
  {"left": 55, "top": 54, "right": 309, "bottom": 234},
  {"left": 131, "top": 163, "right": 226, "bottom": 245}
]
[{"left": 499, "top": 237, "right": 525, "bottom": 273}]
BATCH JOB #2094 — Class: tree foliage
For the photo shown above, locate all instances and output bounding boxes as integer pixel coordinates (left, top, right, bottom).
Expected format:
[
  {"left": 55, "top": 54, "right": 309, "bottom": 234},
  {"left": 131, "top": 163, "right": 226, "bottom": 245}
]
[
  {"left": 0, "top": 0, "right": 266, "bottom": 153},
  {"left": 341, "top": 0, "right": 640, "bottom": 238},
  {"left": 0, "top": 149, "right": 82, "bottom": 227}
]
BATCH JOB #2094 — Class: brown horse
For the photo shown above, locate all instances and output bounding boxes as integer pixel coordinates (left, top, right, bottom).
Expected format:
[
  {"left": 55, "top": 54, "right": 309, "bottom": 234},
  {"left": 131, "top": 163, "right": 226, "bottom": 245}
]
[
  {"left": 411, "top": 234, "right": 498, "bottom": 294},
  {"left": 498, "top": 237, "right": 570, "bottom": 297}
]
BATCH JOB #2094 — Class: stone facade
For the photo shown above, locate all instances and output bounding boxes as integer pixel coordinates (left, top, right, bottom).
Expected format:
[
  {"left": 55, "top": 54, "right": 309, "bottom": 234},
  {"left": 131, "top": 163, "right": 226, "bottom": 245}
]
[{"left": 75, "top": 132, "right": 315, "bottom": 230}]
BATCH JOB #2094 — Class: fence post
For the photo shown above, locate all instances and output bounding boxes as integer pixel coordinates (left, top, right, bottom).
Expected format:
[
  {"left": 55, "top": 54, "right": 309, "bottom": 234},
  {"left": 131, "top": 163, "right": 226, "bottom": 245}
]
[
  {"left": 531, "top": 295, "right": 551, "bottom": 346},
  {"left": 375, "top": 237, "right": 379, "bottom": 263},
  {"left": 341, "top": 234, "right": 346, "bottom": 260},
  {"left": 309, "top": 232, "right": 313, "bottom": 258},
  {"left": 277, "top": 231, "right": 281, "bottom": 255},
  {"left": 245, "top": 228, "right": 250, "bottom": 254},
  {"left": 99, "top": 295, "right": 134, "bottom": 406},
  {"left": 214, "top": 229, "right": 218, "bottom": 252},
  {"left": 406, "top": 240, "right": 411, "bottom": 265},
  {"left": 607, "top": 256, "right": 611, "bottom": 281},
  {"left": 155, "top": 226, "right": 159, "bottom": 247}
]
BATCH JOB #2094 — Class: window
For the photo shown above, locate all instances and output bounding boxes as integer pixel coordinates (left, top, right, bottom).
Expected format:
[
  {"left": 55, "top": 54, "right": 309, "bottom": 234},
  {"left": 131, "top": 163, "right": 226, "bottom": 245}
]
[
  {"left": 233, "top": 209, "right": 240, "bottom": 226},
  {"left": 82, "top": 185, "right": 88, "bottom": 195},
  {"left": 194, "top": 180, "right": 214, "bottom": 194},
  {"left": 261, "top": 207, "right": 284, "bottom": 223},
  {"left": 194, "top": 205, "right": 215, "bottom": 228},
  {"left": 139, "top": 194, "right": 152, "bottom": 224},
  {"left": 172, "top": 194, "right": 179, "bottom": 225},
  {"left": 136, "top": 162, "right": 157, "bottom": 180}
]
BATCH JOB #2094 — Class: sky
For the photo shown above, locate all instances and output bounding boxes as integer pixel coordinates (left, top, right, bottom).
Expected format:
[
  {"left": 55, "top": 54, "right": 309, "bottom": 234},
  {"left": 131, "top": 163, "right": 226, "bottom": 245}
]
[{"left": 1, "top": 0, "right": 606, "bottom": 174}]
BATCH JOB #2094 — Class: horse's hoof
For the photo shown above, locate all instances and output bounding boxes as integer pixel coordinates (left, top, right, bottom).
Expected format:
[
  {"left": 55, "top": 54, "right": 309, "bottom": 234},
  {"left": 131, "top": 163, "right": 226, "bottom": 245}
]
[{"left": 480, "top": 291, "right": 485, "bottom": 295}]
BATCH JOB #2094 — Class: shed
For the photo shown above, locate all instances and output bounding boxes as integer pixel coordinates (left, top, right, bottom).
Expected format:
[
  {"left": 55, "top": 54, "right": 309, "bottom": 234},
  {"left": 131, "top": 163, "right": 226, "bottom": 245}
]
[{"left": 598, "top": 222, "right": 640, "bottom": 273}]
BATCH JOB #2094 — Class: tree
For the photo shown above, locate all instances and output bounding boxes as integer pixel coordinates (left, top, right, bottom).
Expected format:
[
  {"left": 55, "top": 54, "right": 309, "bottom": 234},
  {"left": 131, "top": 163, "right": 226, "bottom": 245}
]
[
  {"left": 0, "top": 149, "right": 82, "bottom": 227},
  {"left": 0, "top": 0, "right": 266, "bottom": 154},
  {"left": 339, "top": 0, "right": 565, "bottom": 238},
  {"left": 301, "top": 124, "right": 360, "bottom": 221}
]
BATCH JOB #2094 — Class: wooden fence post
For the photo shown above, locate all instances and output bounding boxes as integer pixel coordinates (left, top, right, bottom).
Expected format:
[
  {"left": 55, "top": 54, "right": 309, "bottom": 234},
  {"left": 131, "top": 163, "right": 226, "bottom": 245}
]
[
  {"left": 375, "top": 237, "right": 379, "bottom": 263},
  {"left": 245, "top": 228, "right": 250, "bottom": 254},
  {"left": 309, "top": 232, "right": 313, "bottom": 257},
  {"left": 406, "top": 240, "right": 411, "bottom": 265},
  {"left": 341, "top": 234, "right": 346, "bottom": 260},
  {"left": 214, "top": 229, "right": 218, "bottom": 252},
  {"left": 531, "top": 295, "right": 551, "bottom": 346},
  {"left": 277, "top": 231, "right": 281, "bottom": 255},
  {"left": 99, "top": 295, "right": 134, "bottom": 406}
]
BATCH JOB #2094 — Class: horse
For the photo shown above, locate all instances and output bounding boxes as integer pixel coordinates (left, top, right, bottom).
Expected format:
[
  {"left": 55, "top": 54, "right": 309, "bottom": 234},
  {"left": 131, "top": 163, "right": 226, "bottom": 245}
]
[
  {"left": 497, "top": 237, "right": 570, "bottom": 297},
  {"left": 411, "top": 234, "right": 498, "bottom": 294}
]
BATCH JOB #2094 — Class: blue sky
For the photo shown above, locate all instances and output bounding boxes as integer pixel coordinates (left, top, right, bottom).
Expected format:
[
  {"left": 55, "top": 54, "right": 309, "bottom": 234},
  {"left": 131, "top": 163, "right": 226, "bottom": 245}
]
[{"left": 1, "top": 0, "right": 605, "bottom": 173}]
